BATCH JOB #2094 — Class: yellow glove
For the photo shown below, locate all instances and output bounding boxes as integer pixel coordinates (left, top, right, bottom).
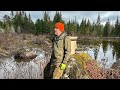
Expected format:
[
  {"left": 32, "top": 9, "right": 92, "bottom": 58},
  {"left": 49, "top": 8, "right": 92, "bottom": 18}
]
[{"left": 60, "top": 63, "right": 66, "bottom": 70}]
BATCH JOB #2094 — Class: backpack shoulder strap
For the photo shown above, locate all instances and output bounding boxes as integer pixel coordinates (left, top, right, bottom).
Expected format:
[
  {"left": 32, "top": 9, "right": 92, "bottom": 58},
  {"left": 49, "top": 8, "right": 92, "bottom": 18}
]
[
  {"left": 63, "top": 35, "right": 67, "bottom": 49},
  {"left": 63, "top": 35, "right": 67, "bottom": 61}
]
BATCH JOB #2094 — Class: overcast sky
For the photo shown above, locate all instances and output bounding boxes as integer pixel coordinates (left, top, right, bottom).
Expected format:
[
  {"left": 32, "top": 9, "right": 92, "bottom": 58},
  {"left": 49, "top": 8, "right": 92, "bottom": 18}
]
[{"left": 0, "top": 11, "right": 120, "bottom": 25}]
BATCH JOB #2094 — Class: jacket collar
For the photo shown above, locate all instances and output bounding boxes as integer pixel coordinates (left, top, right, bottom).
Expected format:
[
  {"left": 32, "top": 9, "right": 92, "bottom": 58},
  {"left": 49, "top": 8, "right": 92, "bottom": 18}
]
[{"left": 58, "top": 32, "right": 67, "bottom": 40}]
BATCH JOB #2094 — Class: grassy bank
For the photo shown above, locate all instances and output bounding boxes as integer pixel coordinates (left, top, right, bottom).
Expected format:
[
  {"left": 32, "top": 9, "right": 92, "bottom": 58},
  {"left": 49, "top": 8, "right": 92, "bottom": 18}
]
[{"left": 0, "top": 33, "right": 52, "bottom": 57}]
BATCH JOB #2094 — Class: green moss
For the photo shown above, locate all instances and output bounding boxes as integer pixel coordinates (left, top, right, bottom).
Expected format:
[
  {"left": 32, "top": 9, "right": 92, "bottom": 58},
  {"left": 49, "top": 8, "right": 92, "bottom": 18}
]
[{"left": 71, "top": 53, "right": 92, "bottom": 68}]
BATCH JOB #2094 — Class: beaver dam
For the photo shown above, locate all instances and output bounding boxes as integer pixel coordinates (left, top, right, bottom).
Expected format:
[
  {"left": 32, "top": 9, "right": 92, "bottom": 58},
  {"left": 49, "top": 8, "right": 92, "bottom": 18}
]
[
  {"left": 0, "top": 48, "right": 51, "bottom": 79},
  {"left": 0, "top": 33, "right": 52, "bottom": 79},
  {"left": 0, "top": 33, "right": 120, "bottom": 79}
]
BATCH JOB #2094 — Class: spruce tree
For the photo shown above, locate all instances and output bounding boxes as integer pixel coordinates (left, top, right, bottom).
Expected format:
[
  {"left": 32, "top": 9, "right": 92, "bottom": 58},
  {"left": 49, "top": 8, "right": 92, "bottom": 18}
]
[
  {"left": 53, "top": 11, "right": 64, "bottom": 24},
  {"left": 103, "top": 18, "right": 110, "bottom": 37}
]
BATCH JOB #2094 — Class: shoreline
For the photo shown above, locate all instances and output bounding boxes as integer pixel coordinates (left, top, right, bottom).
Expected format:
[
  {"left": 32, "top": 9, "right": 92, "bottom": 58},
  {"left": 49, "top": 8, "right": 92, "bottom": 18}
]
[{"left": 77, "top": 36, "right": 120, "bottom": 41}]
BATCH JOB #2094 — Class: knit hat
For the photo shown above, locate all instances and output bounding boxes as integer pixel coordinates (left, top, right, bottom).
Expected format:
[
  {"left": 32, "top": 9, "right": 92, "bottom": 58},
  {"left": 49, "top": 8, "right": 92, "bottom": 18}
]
[{"left": 55, "top": 22, "right": 64, "bottom": 32}]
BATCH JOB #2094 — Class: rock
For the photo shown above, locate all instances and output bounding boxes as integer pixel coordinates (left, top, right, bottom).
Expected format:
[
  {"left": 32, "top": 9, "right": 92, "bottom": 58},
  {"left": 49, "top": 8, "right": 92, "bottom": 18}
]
[
  {"left": 61, "top": 53, "right": 101, "bottom": 79},
  {"left": 61, "top": 58, "right": 84, "bottom": 79}
]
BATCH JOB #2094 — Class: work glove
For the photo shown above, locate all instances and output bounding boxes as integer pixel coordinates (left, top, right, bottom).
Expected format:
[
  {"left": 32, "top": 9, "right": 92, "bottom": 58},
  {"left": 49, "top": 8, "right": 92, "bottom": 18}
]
[
  {"left": 52, "top": 63, "right": 66, "bottom": 79},
  {"left": 60, "top": 63, "right": 66, "bottom": 70}
]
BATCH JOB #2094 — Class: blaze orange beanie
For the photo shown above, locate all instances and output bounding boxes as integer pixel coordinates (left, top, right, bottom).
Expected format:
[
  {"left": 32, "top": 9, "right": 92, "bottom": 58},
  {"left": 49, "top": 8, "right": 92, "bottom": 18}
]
[{"left": 55, "top": 22, "right": 64, "bottom": 32}]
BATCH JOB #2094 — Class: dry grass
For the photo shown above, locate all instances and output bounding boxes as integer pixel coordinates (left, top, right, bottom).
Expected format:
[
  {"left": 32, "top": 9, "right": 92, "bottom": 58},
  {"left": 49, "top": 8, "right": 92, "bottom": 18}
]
[{"left": 0, "top": 33, "right": 52, "bottom": 57}]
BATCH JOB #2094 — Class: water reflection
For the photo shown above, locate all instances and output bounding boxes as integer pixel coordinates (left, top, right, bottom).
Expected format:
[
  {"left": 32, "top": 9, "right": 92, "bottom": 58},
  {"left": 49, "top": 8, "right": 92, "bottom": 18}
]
[
  {"left": 77, "top": 40, "right": 120, "bottom": 68},
  {"left": 102, "top": 41, "right": 108, "bottom": 57}
]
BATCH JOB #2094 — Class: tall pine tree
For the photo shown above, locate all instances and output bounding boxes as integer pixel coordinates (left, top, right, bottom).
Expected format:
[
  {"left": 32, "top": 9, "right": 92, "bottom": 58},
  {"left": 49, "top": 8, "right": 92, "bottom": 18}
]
[
  {"left": 53, "top": 11, "right": 64, "bottom": 24},
  {"left": 114, "top": 16, "right": 119, "bottom": 36},
  {"left": 96, "top": 14, "right": 102, "bottom": 37},
  {"left": 103, "top": 18, "right": 110, "bottom": 37}
]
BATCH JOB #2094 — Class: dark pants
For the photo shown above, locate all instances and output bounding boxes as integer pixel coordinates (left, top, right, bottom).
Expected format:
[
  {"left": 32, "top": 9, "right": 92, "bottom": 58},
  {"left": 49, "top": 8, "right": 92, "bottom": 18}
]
[{"left": 44, "top": 57, "right": 55, "bottom": 79}]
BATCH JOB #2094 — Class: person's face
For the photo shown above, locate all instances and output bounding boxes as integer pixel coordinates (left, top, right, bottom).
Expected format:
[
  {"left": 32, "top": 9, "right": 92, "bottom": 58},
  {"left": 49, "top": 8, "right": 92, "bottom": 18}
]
[{"left": 54, "top": 27, "right": 61, "bottom": 36}]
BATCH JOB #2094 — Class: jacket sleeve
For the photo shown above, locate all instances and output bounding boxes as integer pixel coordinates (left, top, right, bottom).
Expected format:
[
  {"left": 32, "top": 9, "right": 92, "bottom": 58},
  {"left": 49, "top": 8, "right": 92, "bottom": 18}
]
[{"left": 62, "top": 36, "right": 71, "bottom": 64}]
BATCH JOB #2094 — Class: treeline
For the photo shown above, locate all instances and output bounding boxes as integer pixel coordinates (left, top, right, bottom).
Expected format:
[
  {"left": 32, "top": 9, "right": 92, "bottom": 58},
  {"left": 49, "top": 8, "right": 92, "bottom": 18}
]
[{"left": 0, "top": 11, "right": 120, "bottom": 37}]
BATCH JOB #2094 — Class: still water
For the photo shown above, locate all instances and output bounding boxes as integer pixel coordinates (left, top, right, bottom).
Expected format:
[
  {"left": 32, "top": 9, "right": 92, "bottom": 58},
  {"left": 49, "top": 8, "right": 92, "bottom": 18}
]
[{"left": 77, "top": 40, "right": 120, "bottom": 68}]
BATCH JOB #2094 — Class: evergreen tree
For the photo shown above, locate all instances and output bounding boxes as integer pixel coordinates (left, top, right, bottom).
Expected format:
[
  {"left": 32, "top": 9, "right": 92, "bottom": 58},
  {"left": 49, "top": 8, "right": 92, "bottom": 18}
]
[
  {"left": 28, "top": 13, "right": 35, "bottom": 33},
  {"left": 53, "top": 11, "right": 64, "bottom": 24},
  {"left": 80, "top": 18, "right": 86, "bottom": 35},
  {"left": 110, "top": 25, "right": 115, "bottom": 37},
  {"left": 86, "top": 19, "right": 92, "bottom": 36},
  {"left": 76, "top": 23, "right": 80, "bottom": 35},
  {"left": 22, "top": 12, "right": 29, "bottom": 33},
  {"left": 91, "top": 21, "right": 96, "bottom": 36},
  {"left": 66, "top": 20, "right": 71, "bottom": 34},
  {"left": 13, "top": 11, "right": 23, "bottom": 33},
  {"left": 70, "top": 17, "right": 78, "bottom": 35},
  {"left": 103, "top": 18, "right": 110, "bottom": 37},
  {"left": 114, "top": 16, "right": 120, "bottom": 36},
  {"left": 43, "top": 11, "right": 50, "bottom": 34},
  {"left": 35, "top": 19, "right": 41, "bottom": 34},
  {"left": 3, "top": 14, "right": 11, "bottom": 32},
  {"left": 96, "top": 14, "right": 102, "bottom": 36}
]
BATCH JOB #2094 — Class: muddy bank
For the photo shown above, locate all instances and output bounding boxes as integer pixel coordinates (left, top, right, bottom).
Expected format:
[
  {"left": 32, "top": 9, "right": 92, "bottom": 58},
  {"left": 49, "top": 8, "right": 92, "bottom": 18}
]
[
  {"left": 77, "top": 36, "right": 100, "bottom": 41},
  {"left": 77, "top": 36, "right": 120, "bottom": 41}
]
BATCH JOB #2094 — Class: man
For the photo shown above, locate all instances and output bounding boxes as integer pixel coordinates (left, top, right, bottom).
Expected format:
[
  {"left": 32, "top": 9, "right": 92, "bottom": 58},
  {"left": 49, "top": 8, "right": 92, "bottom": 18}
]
[
  {"left": 45, "top": 22, "right": 71, "bottom": 79},
  {"left": 51, "top": 22, "right": 71, "bottom": 79}
]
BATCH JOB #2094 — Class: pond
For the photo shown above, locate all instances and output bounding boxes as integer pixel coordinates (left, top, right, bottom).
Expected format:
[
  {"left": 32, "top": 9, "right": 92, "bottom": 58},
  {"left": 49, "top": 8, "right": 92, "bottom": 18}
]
[{"left": 77, "top": 40, "right": 120, "bottom": 68}]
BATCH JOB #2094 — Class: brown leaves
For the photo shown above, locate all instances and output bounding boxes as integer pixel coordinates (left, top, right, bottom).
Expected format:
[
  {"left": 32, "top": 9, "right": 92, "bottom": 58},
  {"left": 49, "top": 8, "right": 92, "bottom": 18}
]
[{"left": 85, "top": 60, "right": 105, "bottom": 79}]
